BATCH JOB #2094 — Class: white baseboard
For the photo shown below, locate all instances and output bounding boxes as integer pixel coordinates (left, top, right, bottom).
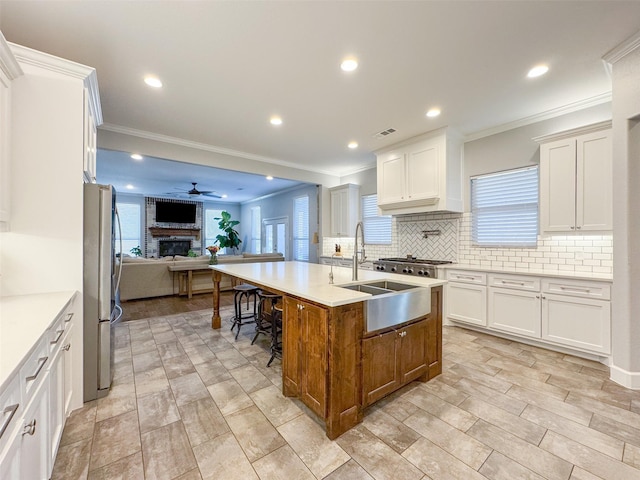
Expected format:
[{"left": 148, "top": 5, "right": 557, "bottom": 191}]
[{"left": 610, "top": 364, "right": 640, "bottom": 390}]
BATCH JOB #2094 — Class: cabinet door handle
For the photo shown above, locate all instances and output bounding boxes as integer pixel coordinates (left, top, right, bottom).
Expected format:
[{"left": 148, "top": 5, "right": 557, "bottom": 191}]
[
  {"left": 570, "top": 226, "right": 575, "bottom": 230},
  {"left": 0, "top": 404, "right": 19, "bottom": 439},
  {"left": 541, "top": 295, "right": 546, "bottom": 300},
  {"left": 576, "top": 226, "right": 582, "bottom": 230},
  {"left": 26, "top": 357, "right": 48, "bottom": 382},
  {"left": 455, "top": 275, "right": 477, "bottom": 280},
  {"left": 536, "top": 295, "right": 540, "bottom": 299},
  {"left": 63, "top": 343, "right": 71, "bottom": 352},
  {"left": 22, "top": 419, "right": 36, "bottom": 436},
  {"left": 65, "top": 312, "right": 74, "bottom": 323},
  {"left": 51, "top": 329, "right": 65, "bottom": 345},
  {"left": 501, "top": 280, "right": 525, "bottom": 286},
  {"left": 559, "top": 286, "right": 591, "bottom": 293}
]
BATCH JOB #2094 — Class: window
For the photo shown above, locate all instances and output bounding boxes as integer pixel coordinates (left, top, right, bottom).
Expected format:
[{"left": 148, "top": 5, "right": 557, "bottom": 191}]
[
  {"left": 471, "top": 166, "right": 539, "bottom": 247},
  {"left": 293, "top": 195, "right": 309, "bottom": 261},
  {"left": 204, "top": 207, "right": 223, "bottom": 254},
  {"left": 116, "top": 202, "right": 142, "bottom": 256},
  {"left": 250, "top": 206, "right": 261, "bottom": 254},
  {"left": 362, "top": 194, "right": 392, "bottom": 244}
]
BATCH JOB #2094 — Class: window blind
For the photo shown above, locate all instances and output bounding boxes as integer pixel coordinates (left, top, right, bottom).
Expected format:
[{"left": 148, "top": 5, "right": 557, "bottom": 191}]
[
  {"left": 204, "top": 208, "right": 223, "bottom": 253},
  {"left": 116, "top": 202, "right": 142, "bottom": 256},
  {"left": 362, "top": 194, "right": 392, "bottom": 244},
  {"left": 471, "top": 166, "right": 539, "bottom": 247},
  {"left": 293, "top": 195, "right": 309, "bottom": 261},
  {"left": 251, "top": 206, "right": 261, "bottom": 254}
]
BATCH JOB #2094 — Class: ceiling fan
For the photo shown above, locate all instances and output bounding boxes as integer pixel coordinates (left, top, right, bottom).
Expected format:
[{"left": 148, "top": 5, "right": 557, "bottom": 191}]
[{"left": 166, "top": 182, "right": 222, "bottom": 198}]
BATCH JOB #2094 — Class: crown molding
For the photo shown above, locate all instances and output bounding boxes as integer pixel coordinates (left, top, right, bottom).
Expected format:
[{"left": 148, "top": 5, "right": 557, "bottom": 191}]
[
  {"left": 0, "top": 33, "right": 22, "bottom": 82},
  {"left": 99, "top": 123, "right": 340, "bottom": 177},
  {"left": 532, "top": 120, "right": 612, "bottom": 144},
  {"left": 464, "top": 93, "right": 612, "bottom": 142},
  {"left": 8, "top": 42, "right": 102, "bottom": 124},
  {"left": 603, "top": 29, "right": 640, "bottom": 65}
]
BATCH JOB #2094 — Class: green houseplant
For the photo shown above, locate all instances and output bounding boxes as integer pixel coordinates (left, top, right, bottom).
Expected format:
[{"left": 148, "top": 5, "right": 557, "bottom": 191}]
[
  {"left": 215, "top": 211, "right": 242, "bottom": 253},
  {"left": 130, "top": 245, "right": 142, "bottom": 257}
]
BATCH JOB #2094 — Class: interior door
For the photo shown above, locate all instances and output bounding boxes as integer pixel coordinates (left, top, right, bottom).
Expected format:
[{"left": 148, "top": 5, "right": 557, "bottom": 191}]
[{"left": 263, "top": 217, "right": 288, "bottom": 259}]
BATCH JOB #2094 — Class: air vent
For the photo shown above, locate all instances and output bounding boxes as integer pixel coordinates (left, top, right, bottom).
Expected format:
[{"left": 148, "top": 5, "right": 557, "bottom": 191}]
[{"left": 372, "top": 128, "right": 397, "bottom": 139}]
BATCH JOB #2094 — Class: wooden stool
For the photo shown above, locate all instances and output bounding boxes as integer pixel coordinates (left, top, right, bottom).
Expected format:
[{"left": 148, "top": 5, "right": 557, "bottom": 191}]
[
  {"left": 231, "top": 284, "right": 259, "bottom": 340},
  {"left": 267, "top": 304, "right": 283, "bottom": 367},
  {"left": 252, "top": 291, "right": 281, "bottom": 345}
]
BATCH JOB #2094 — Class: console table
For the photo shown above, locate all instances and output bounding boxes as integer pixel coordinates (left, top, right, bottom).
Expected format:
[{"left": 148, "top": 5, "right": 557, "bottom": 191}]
[{"left": 168, "top": 264, "right": 213, "bottom": 299}]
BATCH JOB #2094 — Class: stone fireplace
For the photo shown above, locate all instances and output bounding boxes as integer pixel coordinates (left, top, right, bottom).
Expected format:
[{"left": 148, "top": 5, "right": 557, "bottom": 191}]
[{"left": 145, "top": 197, "right": 203, "bottom": 257}]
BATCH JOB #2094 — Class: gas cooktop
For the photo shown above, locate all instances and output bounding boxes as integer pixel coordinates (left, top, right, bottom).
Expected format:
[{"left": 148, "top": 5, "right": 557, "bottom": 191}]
[{"left": 377, "top": 257, "right": 453, "bottom": 265}]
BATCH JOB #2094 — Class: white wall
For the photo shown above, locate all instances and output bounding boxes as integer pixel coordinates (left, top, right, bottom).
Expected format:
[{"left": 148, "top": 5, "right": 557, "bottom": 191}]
[
  {"left": 241, "top": 184, "right": 319, "bottom": 263},
  {"left": 609, "top": 42, "right": 640, "bottom": 387}
]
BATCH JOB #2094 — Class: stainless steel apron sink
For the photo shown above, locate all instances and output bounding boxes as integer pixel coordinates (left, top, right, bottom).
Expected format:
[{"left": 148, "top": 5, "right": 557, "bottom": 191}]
[{"left": 337, "top": 281, "right": 431, "bottom": 332}]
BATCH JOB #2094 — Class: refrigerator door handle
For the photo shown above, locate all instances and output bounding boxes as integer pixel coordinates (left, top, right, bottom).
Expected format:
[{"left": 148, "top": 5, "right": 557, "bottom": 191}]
[
  {"left": 98, "top": 186, "right": 112, "bottom": 321},
  {"left": 114, "top": 206, "right": 123, "bottom": 295},
  {"left": 98, "top": 319, "right": 111, "bottom": 390}
]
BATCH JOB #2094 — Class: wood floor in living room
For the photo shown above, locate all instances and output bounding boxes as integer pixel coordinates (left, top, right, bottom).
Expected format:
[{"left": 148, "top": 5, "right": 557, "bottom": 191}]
[{"left": 52, "top": 293, "right": 640, "bottom": 480}]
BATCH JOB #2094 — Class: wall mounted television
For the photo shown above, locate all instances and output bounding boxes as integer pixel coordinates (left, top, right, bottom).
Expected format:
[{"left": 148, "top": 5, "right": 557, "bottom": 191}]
[{"left": 155, "top": 201, "right": 196, "bottom": 223}]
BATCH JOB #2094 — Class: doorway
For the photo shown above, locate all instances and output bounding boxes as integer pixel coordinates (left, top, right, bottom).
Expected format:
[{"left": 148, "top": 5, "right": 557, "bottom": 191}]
[{"left": 263, "top": 216, "right": 288, "bottom": 260}]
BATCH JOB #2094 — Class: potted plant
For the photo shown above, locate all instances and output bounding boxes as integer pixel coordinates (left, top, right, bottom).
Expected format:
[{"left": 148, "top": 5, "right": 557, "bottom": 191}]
[
  {"left": 130, "top": 245, "right": 142, "bottom": 257},
  {"left": 215, "top": 211, "right": 242, "bottom": 254}
]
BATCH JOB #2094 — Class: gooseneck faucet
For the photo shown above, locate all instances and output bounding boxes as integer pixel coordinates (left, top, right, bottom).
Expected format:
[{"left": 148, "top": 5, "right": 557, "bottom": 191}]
[{"left": 352, "top": 221, "right": 366, "bottom": 281}]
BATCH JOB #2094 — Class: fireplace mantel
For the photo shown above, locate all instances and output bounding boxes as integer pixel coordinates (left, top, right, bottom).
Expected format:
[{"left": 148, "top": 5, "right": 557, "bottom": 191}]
[{"left": 149, "top": 227, "right": 201, "bottom": 240}]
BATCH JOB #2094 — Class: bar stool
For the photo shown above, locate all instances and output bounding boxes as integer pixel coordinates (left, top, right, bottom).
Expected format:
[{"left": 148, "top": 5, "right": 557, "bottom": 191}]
[
  {"left": 267, "top": 304, "right": 283, "bottom": 367},
  {"left": 231, "top": 284, "right": 259, "bottom": 340},
  {"left": 252, "top": 291, "right": 282, "bottom": 345}
]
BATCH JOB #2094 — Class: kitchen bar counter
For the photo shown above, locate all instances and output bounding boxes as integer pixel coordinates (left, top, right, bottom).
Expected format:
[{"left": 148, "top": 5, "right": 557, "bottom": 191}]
[
  {"left": 210, "top": 260, "right": 444, "bottom": 307},
  {"left": 209, "top": 261, "right": 444, "bottom": 439},
  {"left": 0, "top": 291, "right": 76, "bottom": 390}
]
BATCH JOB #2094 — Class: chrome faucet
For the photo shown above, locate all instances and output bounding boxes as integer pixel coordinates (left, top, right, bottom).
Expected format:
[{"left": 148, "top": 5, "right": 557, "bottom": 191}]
[
  {"left": 352, "top": 221, "right": 366, "bottom": 281},
  {"left": 329, "top": 253, "right": 339, "bottom": 284}
]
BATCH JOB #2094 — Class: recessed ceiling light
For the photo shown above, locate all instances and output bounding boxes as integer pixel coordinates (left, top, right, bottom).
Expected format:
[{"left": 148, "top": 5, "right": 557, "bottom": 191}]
[
  {"left": 130, "top": 153, "right": 143, "bottom": 160},
  {"left": 144, "top": 76, "right": 163, "bottom": 88},
  {"left": 348, "top": 141, "right": 358, "bottom": 149},
  {"left": 527, "top": 65, "right": 549, "bottom": 78},
  {"left": 270, "top": 116, "right": 282, "bottom": 126},
  {"left": 341, "top": 58, "right": 358, "bottom": 72},
  {"left": 266, "top": 175, "right": 274, "bottom": 181},
  {"left": 426, "top": 108, "right": 441, "bottom": 118},
  {"left": 126, "top": 184, "right": 134, "bottom": 190}
]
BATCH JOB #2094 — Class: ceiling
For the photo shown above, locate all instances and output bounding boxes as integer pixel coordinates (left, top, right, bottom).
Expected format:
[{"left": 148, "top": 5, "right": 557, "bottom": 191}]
[
  {"left": 2, "top": 1, "right": 640, "bottom": 195},
  {"left": 97, "top": 148, "right": 305, "bottom": 203}
]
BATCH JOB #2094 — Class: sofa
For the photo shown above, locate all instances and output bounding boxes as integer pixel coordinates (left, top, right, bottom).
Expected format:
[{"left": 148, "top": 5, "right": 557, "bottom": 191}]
[{"left": 118, "top": 252, "right": 284, "bottom": 301}]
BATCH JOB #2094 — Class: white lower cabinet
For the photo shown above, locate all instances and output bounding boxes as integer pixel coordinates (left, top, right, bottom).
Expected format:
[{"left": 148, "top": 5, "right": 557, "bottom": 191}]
[
  {"left": 446, "top": 270, "right": 487, "bottom": 327},
  {"left": 0, "top": 294, "right": 76, "bottom": 480},
  {"left": 488, "top": 288, "right": 541, "bottom": 338},
  {"left": 542, "top": 293, "right": 610, "bottom": 354},
  {"left": 20, "top": 380, "right": 50, "bottom": 480},
  {"left": 446, "top": 269, "right": 611, "bottom": 356}
]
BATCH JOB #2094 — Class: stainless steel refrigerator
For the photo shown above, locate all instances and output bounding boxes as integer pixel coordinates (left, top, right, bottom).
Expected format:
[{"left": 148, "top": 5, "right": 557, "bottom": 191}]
[{"left": 83, "top": 183, "right": 122, "bottom": 402}]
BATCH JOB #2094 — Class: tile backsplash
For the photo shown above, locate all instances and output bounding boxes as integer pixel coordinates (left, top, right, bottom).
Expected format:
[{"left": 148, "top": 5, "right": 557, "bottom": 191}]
[{"left": 322, "top": 211, "right": 613, "bottom": 275}]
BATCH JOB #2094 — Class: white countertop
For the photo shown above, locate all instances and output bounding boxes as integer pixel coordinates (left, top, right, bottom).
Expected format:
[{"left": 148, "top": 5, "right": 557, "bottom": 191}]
[
  {"left": 0, "top": 291, "right": 76, "bottom": 390},
  {"left": 441, "top": 264, "right": 613, "bottom": 282},
  {"left": 211, "top": 261, "right": 445, "bottom": 307}
]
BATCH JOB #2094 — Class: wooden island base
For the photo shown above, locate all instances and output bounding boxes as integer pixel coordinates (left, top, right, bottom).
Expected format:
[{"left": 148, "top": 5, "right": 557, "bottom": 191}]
[{"left": 211, "top": 268, "right": 442, "bottom": 439}]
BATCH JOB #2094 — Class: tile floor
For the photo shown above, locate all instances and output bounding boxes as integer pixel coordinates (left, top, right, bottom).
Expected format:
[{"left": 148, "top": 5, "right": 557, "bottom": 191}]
[{"left": 52, "top": 303, "right": 640, "bottom": 480}]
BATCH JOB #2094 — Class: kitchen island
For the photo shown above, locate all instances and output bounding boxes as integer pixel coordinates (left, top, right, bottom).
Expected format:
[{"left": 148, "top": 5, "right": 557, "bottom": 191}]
[{"left": 210, "top": 261, "right": 445, "bottom": 438}]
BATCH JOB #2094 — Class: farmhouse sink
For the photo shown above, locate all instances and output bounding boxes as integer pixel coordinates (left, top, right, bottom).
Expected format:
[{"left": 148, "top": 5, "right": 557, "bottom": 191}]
[{"left": 336, "top": 280, "right": 431, "bottom": 332}]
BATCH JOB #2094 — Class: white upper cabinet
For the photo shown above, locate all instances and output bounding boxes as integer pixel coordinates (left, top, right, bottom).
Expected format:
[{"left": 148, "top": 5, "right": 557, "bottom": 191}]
[
  {"left": 537, "top": 122, "right": 612, "bottom": 233},
  {"left": 329, "top": 183, "right": 359, "bottom": 237},
  {"left": 375, "top": 127, "right": 463, "bottom": 215},
  {"left": 0, "top": 33, "right": 23, "bottom": 232}
]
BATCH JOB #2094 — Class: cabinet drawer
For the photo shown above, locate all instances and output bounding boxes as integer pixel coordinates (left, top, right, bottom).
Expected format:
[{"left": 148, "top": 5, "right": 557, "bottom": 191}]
[
  {"left": 446, "top": 270, "right": 487, "bottom": 285},
  {"left": 0, "top": 374, "right": 21, "bottom": 453},
  {"left": 19, "top": 336, "right": 49, "bottom": 403},
  {"left": 489, "top": 274, "right": 540, "bottom": 291},
  {"left": 542, "top": 278, "right": 610, "bottom": 300}
]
